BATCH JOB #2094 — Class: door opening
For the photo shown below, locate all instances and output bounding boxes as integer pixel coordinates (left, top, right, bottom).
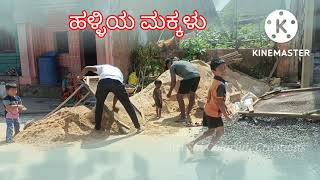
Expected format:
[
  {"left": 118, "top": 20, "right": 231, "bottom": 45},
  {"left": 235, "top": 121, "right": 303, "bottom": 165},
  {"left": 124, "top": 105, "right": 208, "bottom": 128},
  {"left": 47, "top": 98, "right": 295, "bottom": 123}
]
[
  {"left": 81, "top": 31, "right": 97, "bottom": 75},
  {"left": 82, "top": 31, "right": 97, "bottom": 66}
]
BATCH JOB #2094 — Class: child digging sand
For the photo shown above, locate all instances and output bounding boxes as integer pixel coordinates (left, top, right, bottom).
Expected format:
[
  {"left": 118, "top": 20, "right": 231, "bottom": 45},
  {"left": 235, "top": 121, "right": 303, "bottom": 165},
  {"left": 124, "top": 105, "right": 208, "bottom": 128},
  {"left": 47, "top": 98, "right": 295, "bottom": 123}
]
[
  {"left": 3, "top": 83, "right": 27, "bottom": 143},
  {"left": 153, "top": 80, "right": 163, "bottom": 119},
  {"left": 187, "top": 58, "right": 232, "bottom": 154}
]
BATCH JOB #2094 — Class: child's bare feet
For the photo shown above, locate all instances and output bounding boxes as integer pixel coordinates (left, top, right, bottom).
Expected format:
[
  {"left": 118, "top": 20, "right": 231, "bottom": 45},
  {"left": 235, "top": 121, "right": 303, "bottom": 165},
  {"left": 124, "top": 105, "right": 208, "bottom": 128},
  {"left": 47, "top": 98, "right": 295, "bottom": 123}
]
[{"left": 186, "top": 142, "right": 195, "bottom": 154}]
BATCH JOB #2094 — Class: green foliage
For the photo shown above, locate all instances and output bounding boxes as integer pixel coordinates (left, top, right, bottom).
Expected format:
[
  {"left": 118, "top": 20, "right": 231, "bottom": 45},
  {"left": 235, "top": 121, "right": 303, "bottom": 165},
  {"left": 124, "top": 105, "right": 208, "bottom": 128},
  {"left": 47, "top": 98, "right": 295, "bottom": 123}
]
[
  {"left": 180, "top": 28, "right": 233, "bottom": 60},
  {"left": 130, "top": 44, "right": 163, "bottom": 77},
  {"left": 237, "top": 23, "right": 273, "bottom": 48},
  {"left": 180, "top": 24, "right": 273, "bottom": 60},
  {"left": 179, "top": 31, "right": 212, "bottom": 60}
]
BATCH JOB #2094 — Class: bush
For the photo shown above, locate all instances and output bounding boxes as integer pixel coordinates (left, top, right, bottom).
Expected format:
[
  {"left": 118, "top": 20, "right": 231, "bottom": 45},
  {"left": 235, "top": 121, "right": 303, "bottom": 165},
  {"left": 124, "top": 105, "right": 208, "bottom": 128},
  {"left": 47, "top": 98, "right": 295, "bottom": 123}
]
[
  {"left": 130, "top": 44, "right": 164, "bottom": 78},
  {"left": 180, "top": 28, "right": 233, "bottom": 60},
  {"left": 180, "top": 24, "right": 274, "bottom": 60}
]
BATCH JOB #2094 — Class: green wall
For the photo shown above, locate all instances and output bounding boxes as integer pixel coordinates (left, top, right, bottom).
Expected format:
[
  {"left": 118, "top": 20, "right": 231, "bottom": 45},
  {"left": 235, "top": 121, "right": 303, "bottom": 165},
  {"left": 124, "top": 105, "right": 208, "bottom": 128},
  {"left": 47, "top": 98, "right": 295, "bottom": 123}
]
[
  {"left": 0, "top": 30, "right": 20, "bottom": 75},
  {"left": 0, "top": 0, "right": 20, "bottom": 75}
]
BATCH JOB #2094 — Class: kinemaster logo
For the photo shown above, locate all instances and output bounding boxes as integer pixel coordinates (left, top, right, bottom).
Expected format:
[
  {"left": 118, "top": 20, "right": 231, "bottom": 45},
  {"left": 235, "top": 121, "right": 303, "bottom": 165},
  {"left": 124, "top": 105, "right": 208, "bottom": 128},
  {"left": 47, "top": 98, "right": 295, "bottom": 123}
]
[
  {"left": 253, "top": 9, "right": 310, "bottom": 57},
  {"left": 265, "top": 10, "right": 298, "bottom": 43}
]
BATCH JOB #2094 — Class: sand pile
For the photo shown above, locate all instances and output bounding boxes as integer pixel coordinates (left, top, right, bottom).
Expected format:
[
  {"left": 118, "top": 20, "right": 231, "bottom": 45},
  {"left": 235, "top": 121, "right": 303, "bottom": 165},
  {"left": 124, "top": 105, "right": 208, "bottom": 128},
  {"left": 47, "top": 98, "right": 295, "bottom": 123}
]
[
  {"left": 15, "top": 60, "right": 270, "bottom": 144},
  {"left": 131, "top": 60, "right": 270, "bottom": 118},
  {"left": 14, "top": 106, "right": 119, "bottom": 145}
]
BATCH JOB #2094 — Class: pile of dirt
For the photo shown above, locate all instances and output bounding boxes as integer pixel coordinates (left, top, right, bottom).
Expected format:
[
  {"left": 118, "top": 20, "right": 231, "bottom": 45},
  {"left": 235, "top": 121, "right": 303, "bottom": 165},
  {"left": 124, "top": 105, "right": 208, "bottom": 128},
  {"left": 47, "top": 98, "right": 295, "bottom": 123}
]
[
  {"left": 130, "top": 60, "right": 270, "bottom": 134},
  {"left": 131, "top": 60, "right": 270, "bottom": 117},
  {"left": 14, "top": 106, "right": 119, "bottom": 145},
  {"left": 15, "top": 60, "right": 270, "bottom": 144}
]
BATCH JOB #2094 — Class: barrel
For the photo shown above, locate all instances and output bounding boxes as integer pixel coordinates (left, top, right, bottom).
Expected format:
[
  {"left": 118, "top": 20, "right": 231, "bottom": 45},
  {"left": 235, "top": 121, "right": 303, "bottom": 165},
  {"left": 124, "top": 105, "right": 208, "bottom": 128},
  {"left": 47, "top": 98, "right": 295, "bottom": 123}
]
[{"left": 38, "top": 52, "right": 58, "bottom": 86}]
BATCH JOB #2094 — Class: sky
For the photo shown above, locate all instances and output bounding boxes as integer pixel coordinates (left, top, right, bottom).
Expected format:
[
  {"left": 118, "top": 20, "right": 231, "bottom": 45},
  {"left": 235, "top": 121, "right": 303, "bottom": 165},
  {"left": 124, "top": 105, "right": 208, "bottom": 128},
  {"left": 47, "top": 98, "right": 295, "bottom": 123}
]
[
  {"left": 213, "top": 0, "right": 231, "bottom": 11},
  {"left": 213, "top": 0, "right": 293, "bottom": 11}
]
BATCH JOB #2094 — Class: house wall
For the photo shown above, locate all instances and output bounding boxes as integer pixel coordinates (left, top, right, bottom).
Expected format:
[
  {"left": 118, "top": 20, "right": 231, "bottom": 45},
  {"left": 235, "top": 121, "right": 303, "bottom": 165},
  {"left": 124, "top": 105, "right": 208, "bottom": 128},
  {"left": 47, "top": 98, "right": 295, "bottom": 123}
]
[
  {"left": 0, "top": 31, "right": 20, "bottom": 74},
  {"left": 96, "top": 33, "right": 114, "bottom": 66},
  {"left": 18, "top": 23, "right": 38, "bottom": 84},
  {"left": 112, "top": 31, "right": 138, "bottom": 78},
  {"left": 18, "top": 22, "right": 84, "bottom": 85},
  {"left": 15, "top": 1, "right": 85, "bottom": 85},
  {"left": 206, "top": 48, "right": 274, "bottom": 68},
  {"left": 46, "top": 11, "right": 84, "bottom": 75},
  {"left": 17, "top": 0, "right": 224, "bottom": 84},
  {"left": 95, "top": 30, "right": 138, "bottom": 81},
  {"left": 0, "top": 53, "right": 20, "bottom": 75},
  {"left": 57, "top": 31, "right": 83, "bottom": 74},
  {"left": 206, "top": 48, "right": 276, "bottom": 79},
  {"left": 17, "top": 7, "right": 135, "bottom": 85},
  {"left": 18, "top": 23, "right": 124, "bottom": 85},
  {"left": 0, "top": 8, "right": 20, "bottom": 75}
]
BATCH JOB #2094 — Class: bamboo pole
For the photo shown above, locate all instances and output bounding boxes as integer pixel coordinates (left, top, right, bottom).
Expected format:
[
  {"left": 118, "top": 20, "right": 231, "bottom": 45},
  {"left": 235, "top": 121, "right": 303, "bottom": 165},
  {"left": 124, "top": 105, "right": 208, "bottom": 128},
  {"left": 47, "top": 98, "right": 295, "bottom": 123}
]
[
  {"left": 73, "top": 91, "right": 91, "bottom": 107},
  {"left": 268, "top": 57, "right": 281, "bottom": 78},
  {"left": 44, "top": 84, "right": 84, "bottom": 119},
  {"left": 239, "top": 111, "right": 320, "bottom": 119},
  {"left": 220, "top": 51, "right": 239, "bottom": 59},
  {"left": 301, "top": 0, "right": 315, "bottom": 87},
  {"left": 259, "top": 87, "right": 320, "bottom": 100},
  {"left": 103, "top": 106, "right": 130, "bottom": 130},
  {"left": 280, "top": 87, "right": 320, "bottom": 93}
]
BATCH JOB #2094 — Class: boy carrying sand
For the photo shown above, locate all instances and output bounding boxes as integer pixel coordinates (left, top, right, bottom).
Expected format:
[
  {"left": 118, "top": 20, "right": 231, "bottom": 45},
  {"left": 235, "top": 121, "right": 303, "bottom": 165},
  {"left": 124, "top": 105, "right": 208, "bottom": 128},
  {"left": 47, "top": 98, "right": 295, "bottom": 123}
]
[
  {"left": 3, "top": 83, "right": 26, "bottom": 143},
  {"left": 187, "top": 58, "right": 232, "bottom": 154}
]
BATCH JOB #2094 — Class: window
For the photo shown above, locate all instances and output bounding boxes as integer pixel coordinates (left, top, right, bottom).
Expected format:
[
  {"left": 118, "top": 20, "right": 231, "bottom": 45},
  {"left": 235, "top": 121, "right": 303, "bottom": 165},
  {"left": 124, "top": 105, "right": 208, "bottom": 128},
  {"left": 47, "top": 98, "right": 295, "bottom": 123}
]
[
  {"left": 55, "top": 31, "right": 69, "bottom": 54},
  {"left": 0, "top": 29, "right": 16, "bottom": 53}
]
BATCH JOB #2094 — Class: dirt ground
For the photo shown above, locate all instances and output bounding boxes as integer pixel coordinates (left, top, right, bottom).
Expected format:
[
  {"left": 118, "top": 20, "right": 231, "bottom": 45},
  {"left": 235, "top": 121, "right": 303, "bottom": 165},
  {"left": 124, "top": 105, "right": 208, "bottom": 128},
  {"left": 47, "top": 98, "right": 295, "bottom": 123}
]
[
  {"left": 2, "top": 114, "right": 319, "bottom": 180},
  {"left": 13, "top": 60, "right": 270, "bottom": 145}
]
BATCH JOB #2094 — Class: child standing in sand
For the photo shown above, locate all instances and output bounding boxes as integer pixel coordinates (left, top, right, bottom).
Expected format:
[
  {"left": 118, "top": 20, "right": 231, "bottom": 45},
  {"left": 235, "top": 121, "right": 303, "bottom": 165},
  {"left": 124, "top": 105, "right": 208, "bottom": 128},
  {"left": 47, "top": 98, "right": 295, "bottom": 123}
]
[
  {"left": 187, "top": 58, "right": 231, "bottom": 154},
  {"left": 2, "top": 83, "right": 26, "bottom": 143},
  {"left": 153, "top": 80, "right": 163, "bottom": 119}
]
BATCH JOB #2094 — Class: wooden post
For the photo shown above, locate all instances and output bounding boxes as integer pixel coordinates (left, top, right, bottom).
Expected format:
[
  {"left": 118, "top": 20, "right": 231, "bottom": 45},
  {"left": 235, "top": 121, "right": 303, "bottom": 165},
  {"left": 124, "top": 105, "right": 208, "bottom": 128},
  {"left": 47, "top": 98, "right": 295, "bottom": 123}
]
[
  {"left": 269, "top": 57, "right": 280, "bottom": 78},
  {"left": 301, "top": 0, "right": 315, "bottom": 87}
]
